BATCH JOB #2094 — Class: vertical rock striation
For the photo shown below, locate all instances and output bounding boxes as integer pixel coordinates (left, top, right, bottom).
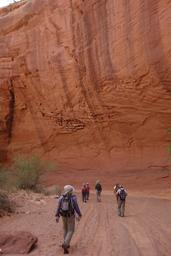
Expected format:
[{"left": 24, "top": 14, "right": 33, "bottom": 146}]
[{"left": 0, "top": 0, "right": 171, "bottom": 170}]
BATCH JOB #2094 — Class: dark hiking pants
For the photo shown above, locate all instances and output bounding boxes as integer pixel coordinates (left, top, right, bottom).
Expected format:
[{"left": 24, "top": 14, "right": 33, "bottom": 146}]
[
  {"left": 82, "top": 192, "right": 86, "bottom": 202},
  {"left": 86, "top": 191, "right": 89, "bottom": 200},
  {"left": 96, "top": 190, "right": 101, "bottom": 202},
  {"left": 118, "top": 199, "right": 125, "bottom": 217}
]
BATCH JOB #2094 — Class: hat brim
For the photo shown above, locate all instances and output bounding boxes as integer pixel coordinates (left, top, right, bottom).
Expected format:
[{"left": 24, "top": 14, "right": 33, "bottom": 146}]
[{"left": 63, "top": 187, "right": 75, "bottom": 195}]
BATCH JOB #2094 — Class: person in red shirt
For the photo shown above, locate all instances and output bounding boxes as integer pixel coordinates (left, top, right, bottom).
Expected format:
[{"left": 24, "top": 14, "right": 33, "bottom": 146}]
[{"left": 82, "top": 184, "right": 87, "bottom": 203}]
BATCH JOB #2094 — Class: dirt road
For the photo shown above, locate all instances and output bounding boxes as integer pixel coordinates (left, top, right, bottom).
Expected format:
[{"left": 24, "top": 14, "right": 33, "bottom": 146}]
[{"left": 1, "top": 192, "right": 171, "bottom": 256}]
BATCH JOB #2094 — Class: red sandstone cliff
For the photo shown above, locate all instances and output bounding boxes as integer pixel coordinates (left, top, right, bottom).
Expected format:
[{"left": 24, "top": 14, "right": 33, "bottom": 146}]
[{"left": 0, "top": 0, "right": 171, "bottom": 171}]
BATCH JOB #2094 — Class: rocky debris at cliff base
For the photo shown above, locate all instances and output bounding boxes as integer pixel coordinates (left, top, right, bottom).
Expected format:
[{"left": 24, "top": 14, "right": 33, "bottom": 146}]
[
  {"left": 0, "top": 190, "right": 15, "bottom": 217},
  {"left": 0, "top": 231, "right": 38, "bottom": 254}
]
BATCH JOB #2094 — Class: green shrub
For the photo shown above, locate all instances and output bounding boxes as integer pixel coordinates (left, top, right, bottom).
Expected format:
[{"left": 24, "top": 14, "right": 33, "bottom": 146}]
[
  {"left": 15, "top": 156, "right": 42, "bottom": 190},
  {"left": 0, "top": 168, "right": 9, "bottom": 187},
  {"left": 0, "top": 165, "right": 15, "bottom": 191},
  {"left": 14, "top": 155, "right": 57, "bottom": 191},
  {"left": 168, "top": 145, "right": 171, "bottom": 154}
]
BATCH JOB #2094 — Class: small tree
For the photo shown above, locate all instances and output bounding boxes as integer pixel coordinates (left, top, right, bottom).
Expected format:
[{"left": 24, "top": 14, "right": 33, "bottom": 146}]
[
  {"left": 15, "top": 156, "right": 42, "bottom": 190},
  {"left": 14, "top": 155, "right": 57, "bottom": 191},
  {"left": 0, "top": 166, "right": 9, "bottom": 188},
  {"left": 0, "top": 165, "right": 14, "bottom": 191}
]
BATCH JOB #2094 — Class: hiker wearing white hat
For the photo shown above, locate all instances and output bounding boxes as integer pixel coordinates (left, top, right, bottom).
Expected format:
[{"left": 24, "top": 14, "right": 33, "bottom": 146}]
[
  {"left": 63, "top": 185, "right": 75, "bottom": 195},
  {"left": 55, "top": 185, "right": 82, "bottom": 254}
]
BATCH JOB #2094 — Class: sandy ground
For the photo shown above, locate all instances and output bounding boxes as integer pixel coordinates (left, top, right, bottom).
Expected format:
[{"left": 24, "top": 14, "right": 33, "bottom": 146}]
[{"left": 0, "top": 191, "right": 171, "bottom": 256}]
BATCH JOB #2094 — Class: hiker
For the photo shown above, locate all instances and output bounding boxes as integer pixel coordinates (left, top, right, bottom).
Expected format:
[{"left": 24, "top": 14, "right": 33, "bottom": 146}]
[
  {"left": 115, "top": 184, "right": 127, "bottom": 217},
  {"left": 55, "top": 185, "right": 82, "bottom": 254},
  {"left": 113, "top": 183, "right": 120, "bottom": 202},
  {"left": 82, "top": 184, "right": 87, "bottom": 203},
  {"left": 95, "top": 180, "right": 102, "bottom": 202},
  {"left": 85, "top": 183, "right": 90, "bottom": 201}
]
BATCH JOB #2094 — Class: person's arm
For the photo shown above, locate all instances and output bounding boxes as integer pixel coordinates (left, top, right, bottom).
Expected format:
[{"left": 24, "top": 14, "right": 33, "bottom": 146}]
[
  {"left": 116, "top": 189, "right": 120, "bottom": 195},
  {"left": 55, "top": 196, "right": 62, "bottom": 219},
  {"left": 72, "top": 196, "right": 82, "bottom": 217}
]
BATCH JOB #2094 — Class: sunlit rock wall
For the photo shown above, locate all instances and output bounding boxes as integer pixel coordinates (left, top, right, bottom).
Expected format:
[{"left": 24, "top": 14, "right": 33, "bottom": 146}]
[{"left": 0, "top": 0, "right": 171, "bottom": 170}]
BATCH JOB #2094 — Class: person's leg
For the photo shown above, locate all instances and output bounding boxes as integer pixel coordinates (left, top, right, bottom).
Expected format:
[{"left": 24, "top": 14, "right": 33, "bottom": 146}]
[
  {"left": 82, "top": 192, "right": 85, "bottom": 202},
  {"left": 64, "top": 215, "right": 75, "bottom": 248},
  {"left": 96, "top": 191, "right": 101, "bottom": 202},
  {"left": 87, "top": 191, "right": 89, "bottom": 200},
  {"left": 84, "top": 192, "right": 87, "bottom": 202},
  {"left": 118, "top": 199, "right": 122, "bottom": 216},
  {"left": 98, "top": 191, "right": 101, "bottom": 202},
  {"left": 62, "top": 217, "right": 68, "bottom": 240},
  {"left": 120, "top": 200, "right": 125, "bottom": 217},
  {"left": 96, "top": 190, "right": 98, "bottom": 202}
]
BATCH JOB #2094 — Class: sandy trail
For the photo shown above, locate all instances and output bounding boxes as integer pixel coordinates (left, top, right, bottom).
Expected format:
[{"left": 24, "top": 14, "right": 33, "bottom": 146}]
[{"left": 0, "top": 193, "right": 171, "bottom": 256}]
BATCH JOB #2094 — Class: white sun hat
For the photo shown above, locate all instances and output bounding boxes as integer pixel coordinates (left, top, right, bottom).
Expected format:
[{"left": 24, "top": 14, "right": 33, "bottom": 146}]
[{"left": 63, "top": 185, "right": 75, "bottom": 195}]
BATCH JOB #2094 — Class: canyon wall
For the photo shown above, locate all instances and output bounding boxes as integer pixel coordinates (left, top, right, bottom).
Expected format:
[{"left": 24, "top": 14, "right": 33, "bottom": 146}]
[{"left": 0, "top": 0, "right": 171, "bottom": 171}]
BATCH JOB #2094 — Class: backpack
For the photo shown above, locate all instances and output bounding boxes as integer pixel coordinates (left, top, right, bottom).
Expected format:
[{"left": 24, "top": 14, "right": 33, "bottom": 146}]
[
  {"left": 118, "top": 188, "right": 127, "bottom": 200},
  {"left": 60, "top": 195, "right": 74, "bottom": 217},
  {"left": 96, "top": 183, "right": 102, "bottom": 192}
]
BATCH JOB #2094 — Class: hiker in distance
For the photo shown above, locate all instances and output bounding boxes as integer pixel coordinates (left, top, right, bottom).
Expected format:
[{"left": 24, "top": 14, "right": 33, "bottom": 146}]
[
  {"left": 113, "top": 183, "right": 120, "bottom": 202},
  {"left": 55, "top": 185, "right": 82, "bottom": 254},
  {"left": 95, "top": 180, "right": 102, "bottom": 202},
  {"left": 114, "top": 184, "right": 127, "bottom": 217},
  {"left": 82, "top": 184, "right": 87, "bottom": 203},
  {"left": 85, "top": 183, "right": 90, "bottom": 201}
]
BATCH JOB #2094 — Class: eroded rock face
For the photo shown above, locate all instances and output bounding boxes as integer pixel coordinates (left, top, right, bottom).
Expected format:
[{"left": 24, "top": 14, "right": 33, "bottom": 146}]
[{"left": 0, "top": 0, "right": 171, "bottom": 171}]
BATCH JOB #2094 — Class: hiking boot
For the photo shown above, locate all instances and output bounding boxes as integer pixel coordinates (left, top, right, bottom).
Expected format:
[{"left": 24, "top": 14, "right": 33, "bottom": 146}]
[
  {"left": 62, "top": 244, "right": 69, "bottom": 254},
  {"left": 64, "top": 248, "right": 69, "bottom": 254}
]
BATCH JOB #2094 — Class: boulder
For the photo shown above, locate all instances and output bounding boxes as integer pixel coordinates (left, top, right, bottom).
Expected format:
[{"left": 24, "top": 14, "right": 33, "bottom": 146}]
[{"left": 0, "top": 231, "right": 38, "bottom": 254}]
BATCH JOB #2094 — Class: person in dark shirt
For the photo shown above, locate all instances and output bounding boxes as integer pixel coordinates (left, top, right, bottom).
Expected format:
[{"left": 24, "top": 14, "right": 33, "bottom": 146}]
[
  {"left": 85, "top": 183, "right": 90, "bottom": 201},
  {"left": 95, "top": 180, "right": 102, "bottom": 202},
  {"left": 82, "top": 184, "right": 87, "bottom": 203}
]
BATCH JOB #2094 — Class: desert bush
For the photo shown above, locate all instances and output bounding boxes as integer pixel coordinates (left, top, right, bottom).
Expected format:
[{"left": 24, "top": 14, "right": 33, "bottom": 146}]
[
  {"left": 14, "top": 155, "right": 57, "bottom": 191},
  {"left": 0, "top": 167, "right": 8, "bottom": 187},
  {"left": 0, "top": 165, "right": 15, "bottom": 192},
  {"left": 15, "top": 156, "right": 42, "bottom": 190},
  {"left": 168, "top": 145, "right": 171, "bottom": 154}
]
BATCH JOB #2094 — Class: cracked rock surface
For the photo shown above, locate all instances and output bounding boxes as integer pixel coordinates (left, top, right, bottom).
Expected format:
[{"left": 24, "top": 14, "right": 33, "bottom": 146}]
[{"left": 0, "top": 0, "right": 171, "bottom": 171}]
